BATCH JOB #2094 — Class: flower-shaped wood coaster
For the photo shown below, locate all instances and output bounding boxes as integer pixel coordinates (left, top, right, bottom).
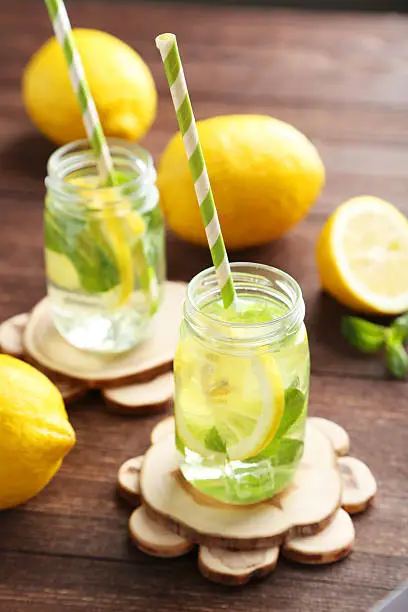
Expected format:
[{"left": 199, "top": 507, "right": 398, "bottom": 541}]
[
  {"left": 117, "top": 416, "right": 377, "bottom": 585},
  {"left": 0, "top": 281, "right": 186, "bottom": 414}
]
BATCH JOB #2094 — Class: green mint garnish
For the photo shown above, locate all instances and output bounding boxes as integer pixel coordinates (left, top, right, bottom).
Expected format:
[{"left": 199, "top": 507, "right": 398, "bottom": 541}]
[
  {"left": 385, "top": 340, "right": 408, "bottom": 379},
  {"left": 275, "top": 388, "right": 306, "bottom": 439},
  {"left": 204, "top": 427, "right": 227, "bottom": 453},
  {"left": 272, "top": 438, "right": 304, "bottom": 466},
  {"left": 392, "top": 313, "right": 408, "bottom": 343},
  {"left": 45, "top": 206, "right": 121, "bottom": 293},
  {"left": 249, "top": 387, "right": 306, "bottom": 462},
  {"left": 342, "top": 313, "right": 408, "bottom": 379},
  {"left": 341, "top": 316, "right": 386, "bottom": 353}
]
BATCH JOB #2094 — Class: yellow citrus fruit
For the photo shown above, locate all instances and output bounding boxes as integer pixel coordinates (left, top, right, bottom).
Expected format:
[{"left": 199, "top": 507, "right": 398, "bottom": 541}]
[
  {"left": 23, "top": 29, "right": 157, "bottom": 145},
  {"left": 316, "top": 196, "right": 408, "bottom": 314},
  {"left": 158, "top": 115, "right": 324, "bottom": 250},
  {"left": 0, "top": 355, "right": 76, "bottom": 509}
]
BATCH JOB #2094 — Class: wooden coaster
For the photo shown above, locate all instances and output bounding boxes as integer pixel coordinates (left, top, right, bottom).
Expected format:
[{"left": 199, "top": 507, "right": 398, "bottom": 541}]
[
  {"left": 0, "top": 313, "right": 30, "bottom": 358},
  {"left": 117, "top": 416, "right": 377, "bottom": 585},
  {"left": 129, "top": 506, "right": 194, "bottom": 557},
  {"left": 282, "top": 508, "right": 355, "bottom": 565},
  {"left": 103, "top": 372, "right": 174, "bottom": 415},
  {"left": 0, "top": 282, "right": 185, "bottom": 413},
  {"left": 198, "top": 545, "right": 280, "bottom": 585},
  {"left": 140, "top": 422, "right": 341, "bottom": 550},
  {"left": 308, "top": 417, "right": 350, "bottom": 456},
  {"left": 117, "top": 456, "right": 144, "bottom": 506},
  {"left": 150, "top": 416, "right": 175, "bottom": 445},
  {"left": 338, "top": 456, "right": 377, "bottom": 514},
  {"left": 23, "top": 281, "right": 186, "bottom": 388},
  {"left": 0, "top": 312, "right": 87, "bottom": 403}
]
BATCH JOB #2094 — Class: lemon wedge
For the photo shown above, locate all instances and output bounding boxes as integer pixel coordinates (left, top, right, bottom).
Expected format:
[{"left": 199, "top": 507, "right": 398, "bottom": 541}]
[{"left": 317, "top": 196, "right": 408, "bottom": 314}]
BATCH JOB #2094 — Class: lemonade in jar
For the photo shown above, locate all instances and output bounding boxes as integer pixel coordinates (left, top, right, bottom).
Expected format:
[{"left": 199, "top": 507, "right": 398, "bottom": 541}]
[
  {"left": 45, "top": 139, "right": 165, "bottom": 354},
  {"left": 156, "top": 34, "right": 309, "bottom": 505},
  {"left": 174, "top": 263, "right": 310, "bottom": 505}
]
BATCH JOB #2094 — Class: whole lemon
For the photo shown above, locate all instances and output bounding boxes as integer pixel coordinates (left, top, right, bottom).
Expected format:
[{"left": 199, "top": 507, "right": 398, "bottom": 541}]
[
  {"left": 23, "top": 29, "right": 157, "bottom": 145},
  {"left": 158, "top": 115, "right": 324, "bottom": 250},
  {"left": 0, "top": 355, "right": 76, "bottom": 509}
]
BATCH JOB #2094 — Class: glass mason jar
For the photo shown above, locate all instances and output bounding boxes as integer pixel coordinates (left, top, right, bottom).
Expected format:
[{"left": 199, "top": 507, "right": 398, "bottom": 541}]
[
  {"left": 174, "top": 263, "right": 310, "bottom": 505},
  {"left": 45, "top": 139, "right": 165, "bottom": 354}
]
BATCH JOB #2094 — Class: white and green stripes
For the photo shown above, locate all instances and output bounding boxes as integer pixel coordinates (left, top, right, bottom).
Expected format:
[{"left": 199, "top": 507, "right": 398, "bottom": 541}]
[
  {"left": 43, "top": 0, "right": 160, "bottom": 312},
  {"left": 44, "top": 0, "right": 114, "bottom": 185},
  {"left": 156, "top": 33, "right": 236, "bottom": 309}
]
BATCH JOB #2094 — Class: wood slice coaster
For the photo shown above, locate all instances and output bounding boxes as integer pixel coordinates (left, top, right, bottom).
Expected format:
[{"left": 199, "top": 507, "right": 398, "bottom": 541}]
[
  {"left": 308, "top": 417, "right": 350, "bottom": 456},
  {"left": 0, "top": 312, "right": 87, "bottom": 403},
  {"left": 117, "top": 456, "right": 144, "bottom": 506},
  {"left": 0, "top": 313, "right": 30, "bottom": 358},
  {"left": 338, "top": 456, "right": 377, "bottom": 514},
  {"left": 141, "top": 422, "right": 342, "bottom": 550},
  {"left": 23, "top": 281, "right": 186, "bottom": 388},
  {"left": 103, "top": 372, "right": 174, "bottom": 415},
  {"left": 198, "top": 545, "right": 280, "bottom": 585},
  {"left": 282, "top": 508, "right": 355, "bottom": 565},
  {"left": 150, "top": 416, "right": 175, "bottom": 445},
  {"left": 0, "top": 281, "right": 185, "bottom": 414},
  {"left": 117, "top": 416, "right": 377, "bottom": 585}
]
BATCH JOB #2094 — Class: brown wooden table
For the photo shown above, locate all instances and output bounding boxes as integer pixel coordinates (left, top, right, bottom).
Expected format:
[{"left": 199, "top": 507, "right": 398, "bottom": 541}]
[{"left": 1, "top": 2, "right": 408, "bottom": 610}]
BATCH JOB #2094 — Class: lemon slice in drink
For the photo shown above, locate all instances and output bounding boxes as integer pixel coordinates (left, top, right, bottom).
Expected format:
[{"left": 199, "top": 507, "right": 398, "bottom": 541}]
[
  {"left": 69, "top": 176, "right": 146, "bottom": 307},
  {"left": 175, "top": 341, "right": 284, "bottom": 461},
  {"left": 317, "top": 196, "right": 408, "bottom": 314}
]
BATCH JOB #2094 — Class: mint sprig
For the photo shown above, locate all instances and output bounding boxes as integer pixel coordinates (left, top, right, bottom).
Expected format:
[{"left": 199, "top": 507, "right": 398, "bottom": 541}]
[
  {"left": 342, "top": 314, "right": 408, "bottom": 379},
  {"left": 392, "top": 313, "right": 408, "bottom": 342},
  {"left": 341, "top": 317, "right": 386, "bottom": 353},
  {"left": 204, "top": 427, "right": 227, "bottom": 453}
]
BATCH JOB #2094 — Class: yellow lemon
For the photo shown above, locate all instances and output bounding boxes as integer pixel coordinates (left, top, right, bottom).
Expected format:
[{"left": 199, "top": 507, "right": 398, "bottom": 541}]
[
  {"left": 316, "top": 196, "right": 408, "bottom": 314},
  {"left": 0, "top": 355, "right": 76, "bottom": 509},
  {"left": 23, "top": 29, "right": 157, "bottom": 145},
  {"left": 158, "top": 115, "right": 324, "bottom": 250}
]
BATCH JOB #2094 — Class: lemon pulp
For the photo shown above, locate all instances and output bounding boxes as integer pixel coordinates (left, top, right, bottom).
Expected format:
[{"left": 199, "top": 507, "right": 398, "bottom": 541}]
[{"left": 317, "top": 196, "right": 408, "bottom": 314}]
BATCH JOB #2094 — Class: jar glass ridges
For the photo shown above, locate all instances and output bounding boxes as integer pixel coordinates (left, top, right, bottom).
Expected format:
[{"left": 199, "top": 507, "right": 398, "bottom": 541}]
[
  {"left": 174, "top": 263, "right": 310, "bottom": 505},
  {"left": 45, "top": 139, "right": 165, "bottom": 354}
]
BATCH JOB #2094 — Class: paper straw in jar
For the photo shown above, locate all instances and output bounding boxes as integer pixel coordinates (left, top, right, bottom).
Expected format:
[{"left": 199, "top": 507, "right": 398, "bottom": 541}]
[
  {"left": 156, "top": 33, "right": 236, "bottom": 310},
  {"left": 44, "top": 0, "right": 115, "bottom": 185},
  {"left": 44, "top": 0, "right": 159, "bottom": 312}
]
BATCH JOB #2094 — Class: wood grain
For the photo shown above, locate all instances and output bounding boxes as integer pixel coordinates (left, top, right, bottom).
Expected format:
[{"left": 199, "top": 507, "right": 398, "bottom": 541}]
[{"left": 0, "top": 2, "right": 407, "bottom": 611}]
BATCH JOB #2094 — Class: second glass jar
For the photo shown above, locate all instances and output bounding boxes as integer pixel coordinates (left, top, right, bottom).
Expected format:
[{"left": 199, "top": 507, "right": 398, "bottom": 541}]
[
  {"left": 45, "top": 139, "right": 165, "bottom": 354},
  {"left": 174, "top": 263, "right": 310, "bottom": 505}
]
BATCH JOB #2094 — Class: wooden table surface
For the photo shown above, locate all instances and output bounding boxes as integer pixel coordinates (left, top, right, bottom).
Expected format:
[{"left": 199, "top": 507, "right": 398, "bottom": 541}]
[{"left": 1, "top": 2, "right": 408, "bottom": 611}]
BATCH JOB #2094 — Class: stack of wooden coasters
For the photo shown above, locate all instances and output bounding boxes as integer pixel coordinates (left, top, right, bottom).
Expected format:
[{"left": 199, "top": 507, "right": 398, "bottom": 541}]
[
  {"left": 0, "top": 281, "right": 186, "bottom": 415},
  {"left": 117, "top": 416, "right": 377, "bottom": 585}
]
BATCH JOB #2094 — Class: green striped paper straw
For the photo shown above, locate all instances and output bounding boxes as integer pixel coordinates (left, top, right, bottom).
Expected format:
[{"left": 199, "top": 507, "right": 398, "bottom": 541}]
[
  {"left": 156, "top": 33, "right": 236, "bottom": 310},
  {"left": 44, "top": 0, "right": 115, "bottom": 185},
  {"left": 44, "top": 0, "right": 159, "bottom": 312}
]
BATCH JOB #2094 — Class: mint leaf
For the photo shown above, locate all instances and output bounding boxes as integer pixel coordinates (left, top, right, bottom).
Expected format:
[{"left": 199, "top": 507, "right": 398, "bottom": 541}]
[
  {"left": 272, "top": 438, "right": 304, "bottom": 466},
  {"left": 276, "top": 388, "right": 306, "bottom": 439},
  {"left": 250, "top": 387, "right": 306, "bottom": 462},
  {"left": 392, "top": 313, "right": 408, "bottom": 343},
  {"left": 45, "top": 208, "right": 120, "bottom": 293},
  {"left": 385, "top": 341, "right": 408, "bottom": 379},
  {"left": 342, "top": 316, "right": 386, "bottom": 353},
  {"left": 204, "top": 427, "right": 226, "bottom": 453}
]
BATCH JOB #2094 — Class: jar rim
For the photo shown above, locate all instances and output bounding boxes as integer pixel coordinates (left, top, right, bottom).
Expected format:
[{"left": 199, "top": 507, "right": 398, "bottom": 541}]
[
  {"left": 45, "top": 138, "right": 157, "bottom": 215},
  {"left": 185, "top": 262, "right": 305, "bottom": 346},
  {"left": 46, "top": 138, "right": 156, "bottom": 195}
]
